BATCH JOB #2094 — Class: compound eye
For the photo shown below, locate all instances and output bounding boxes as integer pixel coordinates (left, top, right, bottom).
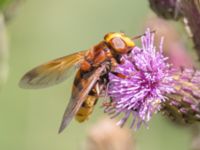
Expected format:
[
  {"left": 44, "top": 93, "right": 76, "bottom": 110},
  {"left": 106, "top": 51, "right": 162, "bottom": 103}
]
[{"left": 111, "top": 37, "right": 126, "bottom": 51}]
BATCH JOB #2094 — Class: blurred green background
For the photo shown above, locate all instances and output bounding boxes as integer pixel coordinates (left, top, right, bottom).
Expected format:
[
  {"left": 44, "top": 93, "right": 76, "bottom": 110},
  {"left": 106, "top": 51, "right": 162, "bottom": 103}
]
[{"left": 0, "top": 0, "right": 191, "bottom": 150}]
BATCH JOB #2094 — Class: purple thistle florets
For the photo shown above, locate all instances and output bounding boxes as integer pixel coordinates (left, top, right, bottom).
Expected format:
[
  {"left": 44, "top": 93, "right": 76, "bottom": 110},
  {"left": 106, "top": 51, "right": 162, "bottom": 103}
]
[{"left": 105, "top": 28, "right": 176, "bottom": 128}]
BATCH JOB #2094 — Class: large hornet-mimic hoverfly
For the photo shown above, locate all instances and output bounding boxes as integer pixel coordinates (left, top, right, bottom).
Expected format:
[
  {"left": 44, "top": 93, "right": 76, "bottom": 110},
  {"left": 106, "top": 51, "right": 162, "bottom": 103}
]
[{"left": 19, "top": 32, "right": 137, "bottom": 133}]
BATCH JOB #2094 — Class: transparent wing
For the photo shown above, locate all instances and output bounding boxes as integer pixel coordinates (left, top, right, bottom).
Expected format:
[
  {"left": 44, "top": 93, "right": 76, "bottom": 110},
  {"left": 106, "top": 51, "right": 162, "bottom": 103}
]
[
  {"left": 19, "top": 51, "right": 86, "bottom": 89},
  {"left": 58, "top": 64, "right": 106, "bottom": 133}
]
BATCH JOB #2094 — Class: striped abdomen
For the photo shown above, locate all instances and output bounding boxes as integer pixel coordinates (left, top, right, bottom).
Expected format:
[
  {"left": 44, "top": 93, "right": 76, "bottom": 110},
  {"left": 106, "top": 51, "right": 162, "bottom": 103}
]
[
  {"left": 75, "top": 94, "right": 98, "bottom": 122},
  {"left": 73, "top": 42, "right": 109, "bottom": 122}
]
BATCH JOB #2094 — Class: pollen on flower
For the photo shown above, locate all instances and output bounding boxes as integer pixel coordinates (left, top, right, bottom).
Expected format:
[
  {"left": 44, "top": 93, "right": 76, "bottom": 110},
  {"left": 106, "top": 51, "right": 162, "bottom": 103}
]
[{"left": 104, "top": 28, "right": 176, "bottom": 129}]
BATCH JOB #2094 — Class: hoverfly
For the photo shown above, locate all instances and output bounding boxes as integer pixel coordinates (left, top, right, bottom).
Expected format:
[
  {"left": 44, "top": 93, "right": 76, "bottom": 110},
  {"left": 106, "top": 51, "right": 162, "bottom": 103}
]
[{"left": 19, "top": 32, "right": 138, "bottom": 133}]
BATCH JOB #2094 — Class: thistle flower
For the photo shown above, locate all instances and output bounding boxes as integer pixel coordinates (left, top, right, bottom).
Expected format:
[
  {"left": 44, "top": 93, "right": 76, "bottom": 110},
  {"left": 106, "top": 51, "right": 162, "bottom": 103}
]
[
  {"left": 162, "top": 68, "right": 200, "bottom": 124},
  {"left": 145, "top": 16, "right": 194, "bottom": 68},
  {"left": 105, "top": 28, "right": 200, "bottom": 129}
]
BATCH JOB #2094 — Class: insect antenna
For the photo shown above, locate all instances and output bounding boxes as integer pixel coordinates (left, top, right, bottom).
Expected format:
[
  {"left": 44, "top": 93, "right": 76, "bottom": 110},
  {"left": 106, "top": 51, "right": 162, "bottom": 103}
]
[{"left": 131, "top": 30, "right": 156, "bottom": 40}]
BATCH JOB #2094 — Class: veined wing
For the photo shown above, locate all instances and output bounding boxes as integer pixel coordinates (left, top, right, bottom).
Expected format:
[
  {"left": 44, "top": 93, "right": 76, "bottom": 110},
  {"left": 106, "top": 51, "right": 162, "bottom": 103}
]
[
  {"left": 19, "top": 51, "right": 86, "bottom": 89},
  {"left": 58, "top": 64, "right": 106, "bottom": 133}
]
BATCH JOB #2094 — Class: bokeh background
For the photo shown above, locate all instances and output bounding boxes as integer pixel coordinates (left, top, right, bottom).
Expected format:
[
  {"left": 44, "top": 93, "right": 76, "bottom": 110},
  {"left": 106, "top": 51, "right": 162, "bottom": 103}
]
[{"left": 0, "top": 0, "right": 193, "bottom": 150}]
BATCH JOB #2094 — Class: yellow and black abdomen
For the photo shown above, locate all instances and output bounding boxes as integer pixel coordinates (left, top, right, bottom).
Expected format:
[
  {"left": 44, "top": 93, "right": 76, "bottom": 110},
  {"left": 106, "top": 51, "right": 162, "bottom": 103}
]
[
  {"left": 74, "top": 42, "right": 109, "bottom": 122},
  {"left": 73, "top": 65, "right": 100, "bottom": 123},
  {"left": 75, "top": 95, "right": 98, "bottom": 122}
]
